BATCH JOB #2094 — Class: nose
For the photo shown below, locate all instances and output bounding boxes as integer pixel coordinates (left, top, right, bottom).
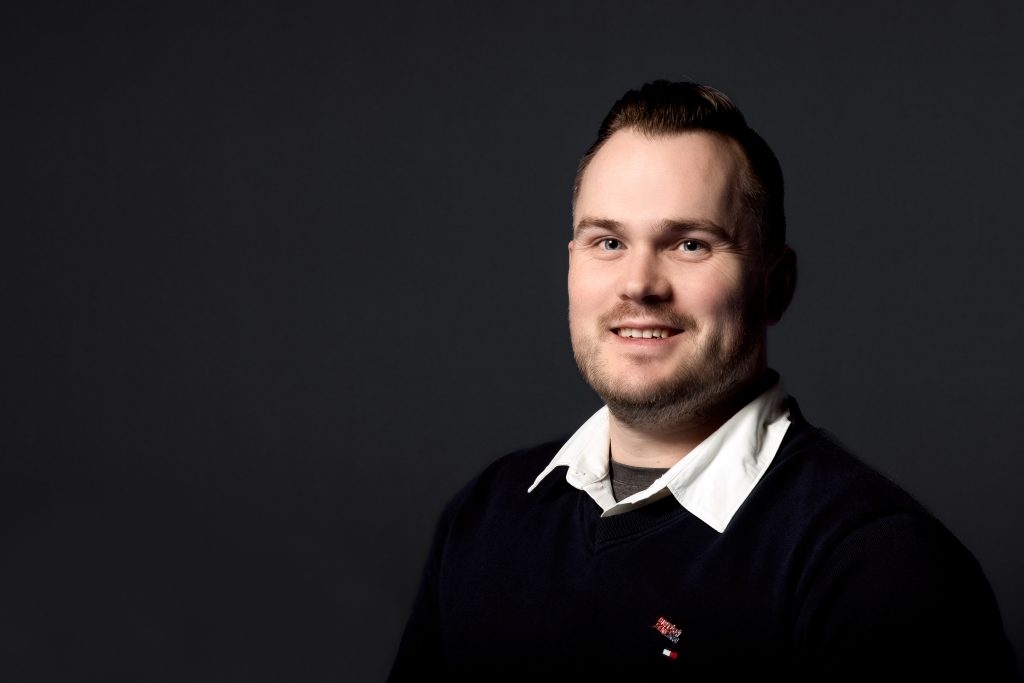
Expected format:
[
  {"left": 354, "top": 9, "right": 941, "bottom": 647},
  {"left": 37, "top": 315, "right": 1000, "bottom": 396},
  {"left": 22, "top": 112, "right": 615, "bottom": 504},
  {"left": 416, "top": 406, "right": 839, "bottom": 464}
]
[{"left": 619, "top": 249, "right": 671, "bottom": 303}]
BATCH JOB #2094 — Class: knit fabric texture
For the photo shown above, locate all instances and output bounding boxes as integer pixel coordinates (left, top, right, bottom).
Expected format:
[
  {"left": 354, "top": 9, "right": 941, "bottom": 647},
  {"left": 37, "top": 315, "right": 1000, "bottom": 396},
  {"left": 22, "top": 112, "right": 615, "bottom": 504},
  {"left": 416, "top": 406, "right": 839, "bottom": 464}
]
[{"left": 390, "top": 400, "right": 1015, "bottom": 680}]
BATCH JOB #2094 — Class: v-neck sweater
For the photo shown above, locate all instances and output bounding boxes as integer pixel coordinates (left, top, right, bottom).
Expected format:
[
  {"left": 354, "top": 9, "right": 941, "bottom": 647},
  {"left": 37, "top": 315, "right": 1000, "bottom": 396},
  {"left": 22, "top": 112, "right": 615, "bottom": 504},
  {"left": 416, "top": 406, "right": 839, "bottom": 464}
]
[{"left": 389, "top": 399, "right": 1015, "bottom": 680}]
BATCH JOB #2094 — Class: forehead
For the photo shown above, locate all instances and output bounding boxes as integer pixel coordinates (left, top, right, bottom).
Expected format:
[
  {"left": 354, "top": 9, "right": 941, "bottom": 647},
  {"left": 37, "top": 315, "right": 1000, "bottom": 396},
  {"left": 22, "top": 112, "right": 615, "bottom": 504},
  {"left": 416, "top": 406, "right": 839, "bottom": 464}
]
[{"left": 574, "top": 130, "right": 749, "bottom": 232}]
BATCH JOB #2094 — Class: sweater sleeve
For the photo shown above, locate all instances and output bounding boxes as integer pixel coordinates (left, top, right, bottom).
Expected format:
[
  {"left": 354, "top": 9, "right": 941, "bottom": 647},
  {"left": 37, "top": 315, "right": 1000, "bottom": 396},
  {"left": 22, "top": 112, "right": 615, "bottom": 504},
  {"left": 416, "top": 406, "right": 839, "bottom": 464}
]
[
  {"left": 386, "top": 504, "right": 452, "bottom": 679},
  {"left": 792, "top": 511, "right": 1016, "bottom": 680},
  {"left": 387, "top": 484, "right": 471, "bottom": 680}
]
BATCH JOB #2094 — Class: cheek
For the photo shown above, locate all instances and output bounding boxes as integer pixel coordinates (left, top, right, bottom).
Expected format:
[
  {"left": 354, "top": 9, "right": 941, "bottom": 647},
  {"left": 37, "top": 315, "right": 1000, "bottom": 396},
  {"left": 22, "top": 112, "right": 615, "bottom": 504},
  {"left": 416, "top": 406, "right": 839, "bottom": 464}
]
[
  {"left": 686, "top": 273, "right": 743, "bottom": 314},
  {"left": 567, "top": 267, "right": 606, "bottom": 316},
  {"left": 689, "top": 296, "right": 751, "bottom": 362},
  {"left": 683, "top": 270, "right": 753, "bottom": 332}
]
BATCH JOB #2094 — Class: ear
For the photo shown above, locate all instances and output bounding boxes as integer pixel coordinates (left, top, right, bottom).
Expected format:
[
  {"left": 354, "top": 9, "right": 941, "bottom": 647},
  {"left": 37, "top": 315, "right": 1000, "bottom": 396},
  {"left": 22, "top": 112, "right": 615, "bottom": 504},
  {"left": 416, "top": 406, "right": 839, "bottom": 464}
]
[{"left": 764, "top": 246, "right": 797, "bottom": 325}]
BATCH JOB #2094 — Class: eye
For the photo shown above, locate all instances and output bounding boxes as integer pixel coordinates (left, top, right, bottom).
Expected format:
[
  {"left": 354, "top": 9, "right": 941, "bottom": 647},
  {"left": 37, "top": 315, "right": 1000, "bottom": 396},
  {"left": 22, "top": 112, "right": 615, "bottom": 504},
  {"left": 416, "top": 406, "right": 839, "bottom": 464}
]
[
  {"left": 678, "top": 239, "right": 706, "bottom": 253},
  {"left": 599, "top": 238, "right": 623, "bottom": 251}
]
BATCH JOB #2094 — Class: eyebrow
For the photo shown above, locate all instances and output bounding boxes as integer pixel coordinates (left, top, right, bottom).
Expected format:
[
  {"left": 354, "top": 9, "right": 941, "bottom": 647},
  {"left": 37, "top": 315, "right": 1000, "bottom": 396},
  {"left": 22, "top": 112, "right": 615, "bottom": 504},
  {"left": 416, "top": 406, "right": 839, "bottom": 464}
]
[{"left": 573, "top": 217, "right": 733, "bottom": 242}]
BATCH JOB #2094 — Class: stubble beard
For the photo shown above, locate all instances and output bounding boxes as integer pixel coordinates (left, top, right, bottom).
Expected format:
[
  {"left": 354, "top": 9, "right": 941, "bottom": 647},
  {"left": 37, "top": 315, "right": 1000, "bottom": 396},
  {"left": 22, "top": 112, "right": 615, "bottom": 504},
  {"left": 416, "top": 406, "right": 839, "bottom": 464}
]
[{"left": 570, "top": 306, "right": 766, "bottom": 431}]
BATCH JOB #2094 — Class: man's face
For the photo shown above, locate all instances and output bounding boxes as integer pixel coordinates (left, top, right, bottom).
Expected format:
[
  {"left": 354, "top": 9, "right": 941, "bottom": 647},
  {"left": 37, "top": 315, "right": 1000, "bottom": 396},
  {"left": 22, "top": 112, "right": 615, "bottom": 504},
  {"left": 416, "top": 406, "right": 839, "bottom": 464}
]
[{"left": 569, "top": 129, "right": 768, "bottom": 427}]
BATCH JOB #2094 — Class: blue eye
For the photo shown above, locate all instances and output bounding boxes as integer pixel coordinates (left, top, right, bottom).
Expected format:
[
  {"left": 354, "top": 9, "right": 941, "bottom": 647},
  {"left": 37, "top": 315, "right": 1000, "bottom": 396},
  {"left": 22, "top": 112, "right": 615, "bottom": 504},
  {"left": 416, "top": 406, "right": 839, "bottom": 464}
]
[{"left": 600, "top": 238, "right": 623, "bottom": 251}]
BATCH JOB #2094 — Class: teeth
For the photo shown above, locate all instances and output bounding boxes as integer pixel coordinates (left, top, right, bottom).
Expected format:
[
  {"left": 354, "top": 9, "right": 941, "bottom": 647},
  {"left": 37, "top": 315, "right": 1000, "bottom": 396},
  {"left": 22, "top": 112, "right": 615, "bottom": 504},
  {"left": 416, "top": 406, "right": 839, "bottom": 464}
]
[{"left": 616, "top": 328, "right": 676, "bottom": 339}]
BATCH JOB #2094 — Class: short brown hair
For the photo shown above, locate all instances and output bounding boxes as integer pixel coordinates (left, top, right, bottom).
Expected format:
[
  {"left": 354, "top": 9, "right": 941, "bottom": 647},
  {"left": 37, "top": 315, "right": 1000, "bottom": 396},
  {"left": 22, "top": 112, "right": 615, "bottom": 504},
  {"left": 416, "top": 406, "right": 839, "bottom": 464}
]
[{"left": 573, "top": 80, "right": 786, "bottom": 257}]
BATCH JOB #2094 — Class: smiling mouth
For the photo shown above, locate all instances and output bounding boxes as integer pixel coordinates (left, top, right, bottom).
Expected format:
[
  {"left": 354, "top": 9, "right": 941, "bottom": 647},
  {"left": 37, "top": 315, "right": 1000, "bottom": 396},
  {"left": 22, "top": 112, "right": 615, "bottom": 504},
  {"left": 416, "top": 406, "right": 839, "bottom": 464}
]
[{"left": 613, "top": 327, "right": 681, "bottom": 339}]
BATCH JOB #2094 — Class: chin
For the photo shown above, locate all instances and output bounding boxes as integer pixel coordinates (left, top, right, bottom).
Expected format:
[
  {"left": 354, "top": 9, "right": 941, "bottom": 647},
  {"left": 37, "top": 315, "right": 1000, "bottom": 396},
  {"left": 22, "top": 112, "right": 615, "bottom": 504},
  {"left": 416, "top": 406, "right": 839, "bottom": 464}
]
[
  {"left": 582, "top": 358, "right": 766, "bottom": 430},
  {"left": 573, "top": 325, "right": 767, "bottom": 427},
  {"left": 602, "top": 377, "right": 745, "bottom": 428}
]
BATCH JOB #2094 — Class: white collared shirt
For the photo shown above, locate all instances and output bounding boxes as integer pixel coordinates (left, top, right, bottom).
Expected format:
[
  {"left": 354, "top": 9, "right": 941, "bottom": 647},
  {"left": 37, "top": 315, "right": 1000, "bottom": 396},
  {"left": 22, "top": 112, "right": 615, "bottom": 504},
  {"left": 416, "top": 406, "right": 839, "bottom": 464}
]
[{"left": 527, "top": 382, "right": 791, "bottom": 533}]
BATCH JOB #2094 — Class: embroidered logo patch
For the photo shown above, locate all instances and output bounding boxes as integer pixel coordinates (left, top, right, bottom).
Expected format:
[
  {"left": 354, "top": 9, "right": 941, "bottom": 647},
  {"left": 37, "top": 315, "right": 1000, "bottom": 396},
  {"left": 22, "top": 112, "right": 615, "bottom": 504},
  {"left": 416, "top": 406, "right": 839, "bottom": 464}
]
[{"left": 653, "top": 616, "right": 682, "bottom": 644}]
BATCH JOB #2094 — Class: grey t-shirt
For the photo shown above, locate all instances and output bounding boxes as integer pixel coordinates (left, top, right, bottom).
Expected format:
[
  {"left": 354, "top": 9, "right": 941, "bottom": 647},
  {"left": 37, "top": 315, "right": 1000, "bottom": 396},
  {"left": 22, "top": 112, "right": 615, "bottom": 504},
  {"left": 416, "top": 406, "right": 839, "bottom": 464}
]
[{"left": 609, "top": 459, "right": 669, "bottom": 502}]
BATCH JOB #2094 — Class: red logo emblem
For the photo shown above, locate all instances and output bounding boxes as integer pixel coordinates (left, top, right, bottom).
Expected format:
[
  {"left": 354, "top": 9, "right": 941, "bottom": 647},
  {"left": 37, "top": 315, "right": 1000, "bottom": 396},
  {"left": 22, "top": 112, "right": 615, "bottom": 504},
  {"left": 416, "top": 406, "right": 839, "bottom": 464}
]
[{"left": 653, "top": 616, "right": 682, "bottom": 644}]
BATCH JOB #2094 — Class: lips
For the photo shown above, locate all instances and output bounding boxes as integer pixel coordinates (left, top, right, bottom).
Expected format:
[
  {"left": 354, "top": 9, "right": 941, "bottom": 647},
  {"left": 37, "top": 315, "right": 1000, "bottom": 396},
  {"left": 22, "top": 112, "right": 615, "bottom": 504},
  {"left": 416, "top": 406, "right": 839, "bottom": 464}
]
[
  {"left": 600, "top": 306, "right": 693, "bottom": 341},
  {"left": 614, "top": 327, "right": 679, "bottom": 339}
]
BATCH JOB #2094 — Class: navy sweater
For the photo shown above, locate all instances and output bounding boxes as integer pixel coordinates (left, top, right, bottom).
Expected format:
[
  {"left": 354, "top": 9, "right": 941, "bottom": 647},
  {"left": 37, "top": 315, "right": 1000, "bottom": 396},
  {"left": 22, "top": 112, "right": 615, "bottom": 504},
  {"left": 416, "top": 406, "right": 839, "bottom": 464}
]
[{"left": 390, "top": 402, "right": 1015, "bottom": 680}]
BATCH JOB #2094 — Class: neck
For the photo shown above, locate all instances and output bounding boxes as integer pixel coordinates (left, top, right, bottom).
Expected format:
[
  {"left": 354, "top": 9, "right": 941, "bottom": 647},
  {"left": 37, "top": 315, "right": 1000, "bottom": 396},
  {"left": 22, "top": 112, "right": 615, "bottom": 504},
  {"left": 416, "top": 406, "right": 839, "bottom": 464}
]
[
  {"left": 608, "top": 369, "right": 776, "bottom": 468},
  {"left": 608, "top": 417, "right": 716, "bottom": 468}
]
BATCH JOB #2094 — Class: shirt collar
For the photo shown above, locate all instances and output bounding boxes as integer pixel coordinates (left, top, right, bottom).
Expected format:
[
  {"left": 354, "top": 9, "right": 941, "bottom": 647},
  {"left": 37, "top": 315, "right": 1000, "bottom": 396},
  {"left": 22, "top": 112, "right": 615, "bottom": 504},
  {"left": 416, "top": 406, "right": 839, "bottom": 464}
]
[{"left": 528, "top": 380, "right": 791, "bottom": 533}]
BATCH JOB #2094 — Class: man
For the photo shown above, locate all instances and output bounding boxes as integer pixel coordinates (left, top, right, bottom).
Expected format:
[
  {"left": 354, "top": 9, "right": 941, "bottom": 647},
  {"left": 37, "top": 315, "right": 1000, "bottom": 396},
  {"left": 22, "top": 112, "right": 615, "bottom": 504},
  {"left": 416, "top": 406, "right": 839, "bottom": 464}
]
[{"left": 389, "top": 81, "right": 1014, "bottom": 679}]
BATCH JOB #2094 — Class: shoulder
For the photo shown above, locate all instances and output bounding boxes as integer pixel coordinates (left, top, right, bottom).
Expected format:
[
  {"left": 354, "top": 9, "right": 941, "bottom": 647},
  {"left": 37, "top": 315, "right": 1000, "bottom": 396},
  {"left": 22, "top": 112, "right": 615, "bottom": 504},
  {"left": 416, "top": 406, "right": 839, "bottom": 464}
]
[
  {"left": 457, "top": 437, "right": 567, "bottom": 499},
  {"left": 734, "top": 401, "right": 974, "bottom": 578},
  {"left": 437, "top": 437, "right": 570, "bottom": 528},
  {"left": 791, "top": 506, "right": 1014, "bottom": 677},
  {"left": 741, "top": 400, "right": 993, "bottom": 608},
  {"left": 761, "top": 402, "right": 1014, "bottom": 677},
  {"left": 752, "top": 400, "right": 984, "bottom": 567},
  {"left": 474, "top": 438, "right": 568, "bottom": 489},
  {"left": 754, "top": 400, "right": 929, "bottom": 525}
]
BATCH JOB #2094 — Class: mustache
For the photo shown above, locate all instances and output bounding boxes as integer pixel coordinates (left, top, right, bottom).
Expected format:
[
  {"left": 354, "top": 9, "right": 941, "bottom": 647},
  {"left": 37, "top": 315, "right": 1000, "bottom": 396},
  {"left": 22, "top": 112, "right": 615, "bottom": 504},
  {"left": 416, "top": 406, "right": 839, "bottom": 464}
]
[{"left": 597, "top": 303, "right": 697, "bottom": 331}]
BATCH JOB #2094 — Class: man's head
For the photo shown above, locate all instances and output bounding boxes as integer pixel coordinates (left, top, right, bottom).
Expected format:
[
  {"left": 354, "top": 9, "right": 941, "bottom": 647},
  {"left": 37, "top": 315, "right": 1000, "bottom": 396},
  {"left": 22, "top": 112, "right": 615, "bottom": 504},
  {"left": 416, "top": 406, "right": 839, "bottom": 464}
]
[
  {"left": 573, "top": 80, "right": 787, "bottom": 262},
  {"left": 568, "top": 81, "right": 796, "bottom": 430}
]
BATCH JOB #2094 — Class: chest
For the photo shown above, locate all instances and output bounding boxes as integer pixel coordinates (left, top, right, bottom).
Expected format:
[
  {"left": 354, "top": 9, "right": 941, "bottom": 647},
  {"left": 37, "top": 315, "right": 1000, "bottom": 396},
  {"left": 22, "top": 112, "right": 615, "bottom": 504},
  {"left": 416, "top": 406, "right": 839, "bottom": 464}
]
[{"left": 437, "top": 492, "right": 802, "bottom": 674}]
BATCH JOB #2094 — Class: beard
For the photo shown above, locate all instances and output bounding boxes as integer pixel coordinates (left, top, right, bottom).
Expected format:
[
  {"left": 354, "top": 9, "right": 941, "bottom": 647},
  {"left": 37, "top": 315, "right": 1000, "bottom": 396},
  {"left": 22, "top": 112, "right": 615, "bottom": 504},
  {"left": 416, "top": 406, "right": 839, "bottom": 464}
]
[{"left": 570, "top": 301, "right": 766, "bottom": 430}]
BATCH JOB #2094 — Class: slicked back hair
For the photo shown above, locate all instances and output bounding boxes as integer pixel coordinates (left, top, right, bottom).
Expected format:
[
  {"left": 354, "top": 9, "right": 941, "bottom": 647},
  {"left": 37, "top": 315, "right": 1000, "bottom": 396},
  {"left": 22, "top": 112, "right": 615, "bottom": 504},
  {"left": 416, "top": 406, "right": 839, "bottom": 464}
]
[{"left": 573, "top": 80, "right": 786, "bottom": 259}]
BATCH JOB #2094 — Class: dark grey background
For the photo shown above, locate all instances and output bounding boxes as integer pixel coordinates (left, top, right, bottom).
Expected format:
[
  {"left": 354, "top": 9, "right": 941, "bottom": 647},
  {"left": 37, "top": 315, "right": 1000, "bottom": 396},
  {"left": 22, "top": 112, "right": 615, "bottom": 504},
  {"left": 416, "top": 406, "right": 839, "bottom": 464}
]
[{"left": 4, "top": 1, "right": 1022, "bottom": 680}]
